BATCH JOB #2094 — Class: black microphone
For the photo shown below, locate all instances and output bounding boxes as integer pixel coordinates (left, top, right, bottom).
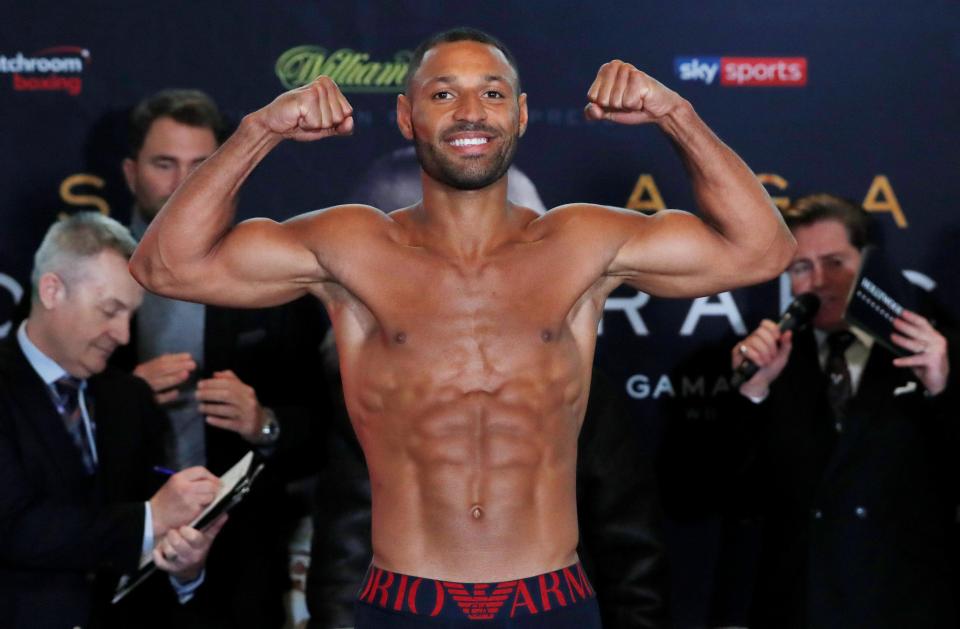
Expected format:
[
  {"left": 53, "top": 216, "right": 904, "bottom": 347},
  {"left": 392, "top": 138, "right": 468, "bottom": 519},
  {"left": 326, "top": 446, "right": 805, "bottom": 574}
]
[{"left": 731, "top": 293, "right": 821, "bottom": 388}]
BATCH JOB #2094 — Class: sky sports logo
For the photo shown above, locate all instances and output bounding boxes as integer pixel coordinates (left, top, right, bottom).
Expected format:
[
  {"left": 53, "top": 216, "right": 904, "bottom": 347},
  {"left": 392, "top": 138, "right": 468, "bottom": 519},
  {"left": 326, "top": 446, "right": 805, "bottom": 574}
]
[{"left": 674, "top": 56, "right": 807, "bottom": 87}]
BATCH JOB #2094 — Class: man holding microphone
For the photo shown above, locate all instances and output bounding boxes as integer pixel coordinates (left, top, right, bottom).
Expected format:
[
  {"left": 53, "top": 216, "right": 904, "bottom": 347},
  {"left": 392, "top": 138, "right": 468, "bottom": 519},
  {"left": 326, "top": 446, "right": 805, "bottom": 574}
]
[{"left": 729, "top": 194, "right": 957, "bottom": 629}]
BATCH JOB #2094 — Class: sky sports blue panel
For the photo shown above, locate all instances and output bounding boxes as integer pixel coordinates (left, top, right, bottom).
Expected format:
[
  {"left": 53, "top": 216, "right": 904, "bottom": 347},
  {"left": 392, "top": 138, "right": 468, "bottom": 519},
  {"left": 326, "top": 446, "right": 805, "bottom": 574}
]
[{"left": 673, "top": 57, "right": 722, "bottom": 85}]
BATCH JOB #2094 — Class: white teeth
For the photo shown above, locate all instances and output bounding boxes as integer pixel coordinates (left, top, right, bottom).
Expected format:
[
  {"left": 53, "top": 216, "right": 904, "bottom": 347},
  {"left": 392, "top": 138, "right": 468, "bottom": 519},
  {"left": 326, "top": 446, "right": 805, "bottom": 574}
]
[{"left": 450, "top": 137, "right": 488, "bottom": 147}]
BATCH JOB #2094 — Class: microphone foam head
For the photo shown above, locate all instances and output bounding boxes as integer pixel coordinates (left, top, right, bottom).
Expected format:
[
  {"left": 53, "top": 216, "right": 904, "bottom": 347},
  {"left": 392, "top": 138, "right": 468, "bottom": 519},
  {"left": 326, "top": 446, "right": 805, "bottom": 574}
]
[
  {"left": 792, "top": 292, "right": 821, "bottom": 317},
  {"left": 782, "top": 292, "right": 821, "bottom": 332}
]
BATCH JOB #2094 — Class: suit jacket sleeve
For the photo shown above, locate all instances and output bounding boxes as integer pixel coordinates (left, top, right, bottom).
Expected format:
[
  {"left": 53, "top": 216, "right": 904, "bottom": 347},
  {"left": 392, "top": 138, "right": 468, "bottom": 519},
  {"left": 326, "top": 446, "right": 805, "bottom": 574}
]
[{"left": 0, "top": 368, "right": 159, "bottom": 575}]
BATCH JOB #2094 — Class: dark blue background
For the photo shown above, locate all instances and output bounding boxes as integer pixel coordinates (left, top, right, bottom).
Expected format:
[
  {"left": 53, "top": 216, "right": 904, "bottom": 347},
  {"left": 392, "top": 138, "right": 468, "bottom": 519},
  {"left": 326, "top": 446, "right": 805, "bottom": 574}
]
[{"left": 1, "top": 2, "right": 958, "bottom": 625}]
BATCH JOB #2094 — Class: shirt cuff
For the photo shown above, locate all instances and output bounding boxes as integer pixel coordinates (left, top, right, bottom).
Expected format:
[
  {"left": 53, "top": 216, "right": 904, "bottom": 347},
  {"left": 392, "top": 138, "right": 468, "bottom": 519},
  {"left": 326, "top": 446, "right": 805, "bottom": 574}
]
[
  {"left": 743, "top": 390, "right": 769, "bottom": 404},
  {"left": 169, "top": 569, "right": 206, "bottom": 604},
  {"left": 141, "top": 502, "right": 154, "bottom": 564}
]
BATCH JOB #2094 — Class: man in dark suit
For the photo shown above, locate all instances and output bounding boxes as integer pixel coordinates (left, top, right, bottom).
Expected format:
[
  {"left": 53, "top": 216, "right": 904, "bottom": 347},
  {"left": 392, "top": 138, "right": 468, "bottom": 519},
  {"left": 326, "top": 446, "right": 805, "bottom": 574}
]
[
  {"left": 113, "top": 89, "right": 328, "bottom": 628},
  {"left": 727, "top": 194, "right": 958, "bottom": 628},
  {"left": 0, "top": 212, "right": 225, "bottom": 629}
]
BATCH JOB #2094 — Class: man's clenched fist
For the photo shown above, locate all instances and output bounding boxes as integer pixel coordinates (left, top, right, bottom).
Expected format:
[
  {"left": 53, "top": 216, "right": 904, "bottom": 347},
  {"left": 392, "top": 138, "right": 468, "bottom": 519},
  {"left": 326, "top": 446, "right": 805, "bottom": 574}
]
[
  {"left": 585, "top": 60, "right": 684, "bottom": 125},
  {"left": 255, "top": 75, "right": 354, "bottom": 141}
]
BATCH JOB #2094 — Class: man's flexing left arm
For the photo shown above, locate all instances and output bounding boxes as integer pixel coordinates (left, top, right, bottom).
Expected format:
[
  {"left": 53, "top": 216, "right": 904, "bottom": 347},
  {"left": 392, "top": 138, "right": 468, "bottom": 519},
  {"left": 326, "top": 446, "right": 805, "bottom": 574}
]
[{"left": 569, "top": 60, "right": 795, "bottom": 298}]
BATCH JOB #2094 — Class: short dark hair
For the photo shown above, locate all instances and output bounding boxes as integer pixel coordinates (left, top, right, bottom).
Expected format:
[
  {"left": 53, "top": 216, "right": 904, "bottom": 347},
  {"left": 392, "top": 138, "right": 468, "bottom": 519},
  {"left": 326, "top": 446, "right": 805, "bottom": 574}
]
[
  {"left": 128, "top": 89, "right": 227, "bottom": 157},
  {"left": 405, "top": 27, "right": 521, "bottom": 95},
  {"left": 783, "top": 193, "right": 872, "bottom": 250}
]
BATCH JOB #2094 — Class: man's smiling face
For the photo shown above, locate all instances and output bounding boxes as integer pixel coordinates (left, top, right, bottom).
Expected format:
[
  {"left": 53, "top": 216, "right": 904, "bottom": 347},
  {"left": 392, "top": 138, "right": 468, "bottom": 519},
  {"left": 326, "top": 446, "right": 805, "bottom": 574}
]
[{"left": 399, "top": 40, "right": 527, "bottom": 191}]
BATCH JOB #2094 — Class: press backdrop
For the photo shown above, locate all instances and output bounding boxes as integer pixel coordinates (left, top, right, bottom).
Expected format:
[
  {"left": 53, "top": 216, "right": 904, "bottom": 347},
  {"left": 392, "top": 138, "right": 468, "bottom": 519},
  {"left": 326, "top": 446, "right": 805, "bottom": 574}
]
[{"left": 1, "top": 2, "right": 958, "bottom": 625}]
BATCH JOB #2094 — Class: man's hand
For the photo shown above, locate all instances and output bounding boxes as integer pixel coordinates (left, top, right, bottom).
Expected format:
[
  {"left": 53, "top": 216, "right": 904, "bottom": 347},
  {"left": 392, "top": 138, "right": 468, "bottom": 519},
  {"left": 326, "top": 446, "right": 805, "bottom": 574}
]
[
  {"left": 133, "top": 353, "right": 196, "bottom": 404},
  {"left": 585, "top": 60, "right": 684, "bottom": 125},
  {"left": 733, "top": 320, "right": 794, "bottom": 399},
  {"left": 891, "top": 309, "right": 950, "bottom": 395},
  {"left": 154, "top": 513, "right": 228, "bottom": 582},
  {"left": 198, "top": 370, "right": 268, "bottom": 443},
  {"left": 254, "top": 75, "right": 354, "bottom": 142},
  {"left": 150, "top": 467, "right": 221, "bottom": 537}
]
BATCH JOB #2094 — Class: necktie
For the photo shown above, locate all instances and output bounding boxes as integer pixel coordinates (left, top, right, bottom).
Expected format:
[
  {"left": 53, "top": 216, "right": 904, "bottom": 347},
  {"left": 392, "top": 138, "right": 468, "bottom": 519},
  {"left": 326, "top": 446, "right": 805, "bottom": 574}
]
[
  {"left": 825, "top": 331, "right": 856, "bottom": 433},
  {"left": 53, "top": 376, "right": 97, "bottom": 474}
]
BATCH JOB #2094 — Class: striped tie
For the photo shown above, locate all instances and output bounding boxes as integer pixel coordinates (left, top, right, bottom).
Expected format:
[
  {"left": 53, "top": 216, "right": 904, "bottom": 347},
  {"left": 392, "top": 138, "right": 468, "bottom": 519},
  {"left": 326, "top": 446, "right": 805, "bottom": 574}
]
[
  {"left": 825, "top": 331, "right": 855, "bottom": 433},
  {"left": 53, "top": 376, "right": 96, "bottom": 474}
]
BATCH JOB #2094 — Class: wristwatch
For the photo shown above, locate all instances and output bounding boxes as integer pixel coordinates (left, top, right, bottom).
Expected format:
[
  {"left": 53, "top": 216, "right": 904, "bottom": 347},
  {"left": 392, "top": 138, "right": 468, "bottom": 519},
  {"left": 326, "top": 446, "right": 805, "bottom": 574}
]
[{"left": 258, "top": 408, "right": 280, "bottom": 445}]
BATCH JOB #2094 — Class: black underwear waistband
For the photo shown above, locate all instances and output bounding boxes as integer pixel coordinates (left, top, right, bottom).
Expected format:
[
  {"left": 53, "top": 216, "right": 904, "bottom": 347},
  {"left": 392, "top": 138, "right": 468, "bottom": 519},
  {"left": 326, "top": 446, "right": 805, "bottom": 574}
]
[{"left": 356, "top": 562, "right": 596, "bottom": 622}]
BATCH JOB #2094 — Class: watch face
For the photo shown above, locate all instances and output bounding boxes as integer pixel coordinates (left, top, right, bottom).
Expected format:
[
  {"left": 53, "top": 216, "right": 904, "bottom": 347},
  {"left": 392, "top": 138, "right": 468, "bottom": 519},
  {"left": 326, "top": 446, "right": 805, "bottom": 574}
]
[{"left": 261, "top": 417, "right": 279, "bottom": 441}]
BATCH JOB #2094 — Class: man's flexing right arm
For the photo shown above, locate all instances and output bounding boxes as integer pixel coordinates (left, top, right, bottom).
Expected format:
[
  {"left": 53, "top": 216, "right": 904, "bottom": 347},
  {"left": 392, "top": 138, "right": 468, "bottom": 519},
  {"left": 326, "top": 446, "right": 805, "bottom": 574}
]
[{"left": 129, "top": 76, "right": 360, "bottom": 308}]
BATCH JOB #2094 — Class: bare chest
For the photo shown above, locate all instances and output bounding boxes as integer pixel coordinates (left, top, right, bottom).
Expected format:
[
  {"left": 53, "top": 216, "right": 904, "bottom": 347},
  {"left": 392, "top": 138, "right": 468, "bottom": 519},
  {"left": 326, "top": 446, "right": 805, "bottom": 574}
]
[{"left": 319, "top": 241, "right": 606, "bottom": 412}]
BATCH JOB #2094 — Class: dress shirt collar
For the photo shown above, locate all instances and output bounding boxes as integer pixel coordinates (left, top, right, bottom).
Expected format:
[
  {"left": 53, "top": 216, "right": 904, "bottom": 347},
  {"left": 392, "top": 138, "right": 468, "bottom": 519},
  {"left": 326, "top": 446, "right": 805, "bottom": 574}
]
[
  {"left": 813, "top": 326, "right": 874, "bottom": 353},
  {"left": 16, "top": 320, "right": 70, "bottom": 386}
]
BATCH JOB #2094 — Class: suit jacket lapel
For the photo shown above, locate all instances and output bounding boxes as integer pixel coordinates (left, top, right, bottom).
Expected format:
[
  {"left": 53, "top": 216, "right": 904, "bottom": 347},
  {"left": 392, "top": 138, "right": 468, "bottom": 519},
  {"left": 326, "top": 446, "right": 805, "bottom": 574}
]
[
  {"left": 820, "top": 342, "right": 914, "bottom": 481},
  {"left": 86, "top": 376, "right": 134, "bottom": 499},
  {"left": 2, "top": 341, "right": 88, "bottom": 480},
  {"left": 784, "top": 331, "right": 841, "bottom": 483}
]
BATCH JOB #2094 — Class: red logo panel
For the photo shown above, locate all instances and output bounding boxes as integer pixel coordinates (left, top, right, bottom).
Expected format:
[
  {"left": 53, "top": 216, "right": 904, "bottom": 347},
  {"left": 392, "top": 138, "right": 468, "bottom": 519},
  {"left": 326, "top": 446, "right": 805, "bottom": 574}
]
[{"left": 720, "top": 57, "right": 807, "bottom": 87}]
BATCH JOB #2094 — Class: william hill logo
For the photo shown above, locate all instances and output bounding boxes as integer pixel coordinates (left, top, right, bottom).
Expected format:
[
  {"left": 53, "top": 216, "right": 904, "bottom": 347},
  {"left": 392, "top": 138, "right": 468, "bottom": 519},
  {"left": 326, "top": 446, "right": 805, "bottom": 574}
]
[
  {"left": 1, "top": 45, "right": 90, "bottom": 96},
  {"left": 275, "top": 45, "right": 411, "bottom": 93}
]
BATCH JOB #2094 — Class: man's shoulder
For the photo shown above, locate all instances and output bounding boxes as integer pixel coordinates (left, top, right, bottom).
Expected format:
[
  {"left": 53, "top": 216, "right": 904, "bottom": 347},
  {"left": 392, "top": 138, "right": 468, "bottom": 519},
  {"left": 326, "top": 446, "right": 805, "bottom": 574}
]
[
  {"left": 536, "top": 203, "right": 660, "bottom": 230},
  {"left": 295, "top": 203, "right": 393, "bottom": 232},
  {"left": 0, "top": 336, "right": 29, "bottom": 382},
  {"left": 529, "top": 204, "right": 662, "bottom": 249},
  {"left": 0, "top": 340, "right": 49, "bottom": 426},
  {"left": 287, "top": 204, "right": 401, "bottom": 254},
  {"left": 0, "top": 335, "right": 21, "bottom": 362},
  {"left": 540, "top": 202, "right": 610, "bottom": 220}
]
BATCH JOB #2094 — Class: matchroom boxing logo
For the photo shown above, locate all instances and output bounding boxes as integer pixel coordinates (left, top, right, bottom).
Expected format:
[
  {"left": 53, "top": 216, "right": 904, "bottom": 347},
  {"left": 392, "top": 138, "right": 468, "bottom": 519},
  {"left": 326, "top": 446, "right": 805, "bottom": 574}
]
[
  {"left": 675, "top": 56, "right": 807, "bottom": 87},
  {"left": 0, "top": 46, "right": 90, "bottom": 96}
]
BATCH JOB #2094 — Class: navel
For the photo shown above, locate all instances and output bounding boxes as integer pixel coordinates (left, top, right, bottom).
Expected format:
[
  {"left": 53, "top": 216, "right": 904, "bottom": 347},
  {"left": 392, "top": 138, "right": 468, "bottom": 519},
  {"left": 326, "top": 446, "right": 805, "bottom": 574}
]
[
  {"left": 394, "top": 331, "right": 407, "bottom": 345},
  {"left": 541, "top": 329, "right": 553, "bottom": 343},
  {"left": 470, "top": 503, "right": 484, "bottom": 520}
]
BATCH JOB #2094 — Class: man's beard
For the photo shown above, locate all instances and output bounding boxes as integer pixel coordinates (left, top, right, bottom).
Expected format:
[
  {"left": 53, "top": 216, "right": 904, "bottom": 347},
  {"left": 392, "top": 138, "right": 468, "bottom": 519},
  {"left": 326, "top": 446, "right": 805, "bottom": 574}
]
[{"left": 413, "top": 123, "right": 519, "bottom": 191}]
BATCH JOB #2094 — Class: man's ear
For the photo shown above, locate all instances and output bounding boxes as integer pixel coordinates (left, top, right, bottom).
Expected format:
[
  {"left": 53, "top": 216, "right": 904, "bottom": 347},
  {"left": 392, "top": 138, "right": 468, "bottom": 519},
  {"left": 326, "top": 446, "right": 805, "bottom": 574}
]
[
  {"left": 37, "top": 272, "right": 66, "bottom": 310},
  {"left": 396, "top": 94, "right": 414, "bottom": 140},
  {"left": 518, "top": 93, "right": 528, "bottom": 137},
  {"left": 122, "top": 157, "right": 137, "bottom": 194}
]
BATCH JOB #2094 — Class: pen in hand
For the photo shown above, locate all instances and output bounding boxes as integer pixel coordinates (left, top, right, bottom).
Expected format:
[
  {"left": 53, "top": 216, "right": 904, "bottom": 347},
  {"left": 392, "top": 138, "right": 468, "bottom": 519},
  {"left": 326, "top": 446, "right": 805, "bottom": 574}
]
[{"left": 152, "top": 465, "right": 177, "bottom": 476}]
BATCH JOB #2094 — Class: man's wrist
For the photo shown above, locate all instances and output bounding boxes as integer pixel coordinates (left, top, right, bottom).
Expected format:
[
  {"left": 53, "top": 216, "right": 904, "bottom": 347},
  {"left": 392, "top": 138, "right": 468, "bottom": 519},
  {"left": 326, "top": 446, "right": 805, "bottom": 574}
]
[
  {"left": 924, "top": 382, "right": 947, "bottom": 397},
  {"left": 655, "top": 97, "right": 695, "bottom": 138},
  {"left": 739, "top": 385, "right": 770, "bottom": 404},
  {"left": 239, "top": 112, "right": 284, "bottom": 151},
  {"left": 169, "top": 568, "right": 206, "bottom": 604},
  {"left": 171, "top": 567, "right": 202, "bottom": 583}
]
